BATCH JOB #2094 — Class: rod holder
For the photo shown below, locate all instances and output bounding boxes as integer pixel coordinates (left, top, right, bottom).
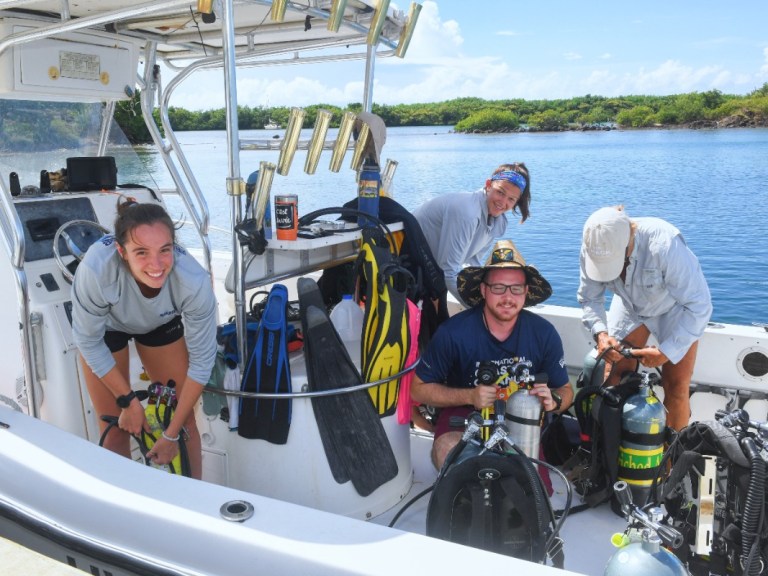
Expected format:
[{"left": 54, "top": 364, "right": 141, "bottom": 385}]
[
  {"left": 329, "top": 111, "right": 356, "bottom": 173},
  {"left": 326, "top": 0, "right": 348, "bottom": 32},
  {"left": 349, "top": 122, "right": 370, "bottom": 172},
  {"left": 277, "top": 107, "right": 306, "bottom": 176},
  {"left": 253, "top": 162, "right": 276, "bottom": 229},
  {"left": 366, "top": 0, "right": 391, "bottom": 46},
  {"left": 381, "top": 158, "right": 398, "bottom": 195},
  {"left": 395, "top": 2, "right": 422, "bottom": 58},
  {"left": 304, "top": 109, "right": 333, "bottom": 174},
  {"left": 271, "top": 0, "right": 288, "bottom": 22}
]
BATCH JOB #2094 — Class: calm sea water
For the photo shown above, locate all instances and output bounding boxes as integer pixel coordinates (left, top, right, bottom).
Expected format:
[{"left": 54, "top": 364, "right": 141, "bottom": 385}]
[{"left": 5, "top": 126, "right": 765, "bottom": 325}]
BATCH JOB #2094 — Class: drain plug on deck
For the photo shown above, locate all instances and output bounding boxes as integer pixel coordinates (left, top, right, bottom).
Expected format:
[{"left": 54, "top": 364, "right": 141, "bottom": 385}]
[{"left": 220, "top": 500, "right": 255, "bottom": 522}]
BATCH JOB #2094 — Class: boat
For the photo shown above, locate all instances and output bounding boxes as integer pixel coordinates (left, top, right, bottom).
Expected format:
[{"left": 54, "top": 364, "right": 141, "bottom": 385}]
[
  {"left": 264, "top": 120, "right": 281, "bottom": 130},
  {"left": 1, "top": 2, "right": 767, "bottom": 575}
]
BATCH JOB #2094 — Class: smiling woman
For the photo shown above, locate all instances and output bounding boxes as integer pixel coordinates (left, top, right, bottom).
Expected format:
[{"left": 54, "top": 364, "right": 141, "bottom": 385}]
[
  {"left": 412, "top": 162, "right": 531, "bottom": 306},
  {"left": 70, "top": 198, "right": 218, "bottom": 480}
]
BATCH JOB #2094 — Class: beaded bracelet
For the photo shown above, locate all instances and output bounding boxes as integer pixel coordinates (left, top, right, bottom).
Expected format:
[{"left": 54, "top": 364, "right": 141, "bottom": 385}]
[{"left": 161, "top": 431, "right": 180, "bottom": 442}]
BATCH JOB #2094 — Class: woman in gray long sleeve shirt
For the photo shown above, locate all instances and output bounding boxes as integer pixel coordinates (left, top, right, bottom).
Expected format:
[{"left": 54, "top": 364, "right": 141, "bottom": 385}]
[
  {"left": 71, "top": 199, "right": 217, "bottom": 478},
  {"left": 577, "top": 206, "right": 712, "bottom": 430},
  {"left": 413, "top": 163, "right": 531, "bottom": 307}
]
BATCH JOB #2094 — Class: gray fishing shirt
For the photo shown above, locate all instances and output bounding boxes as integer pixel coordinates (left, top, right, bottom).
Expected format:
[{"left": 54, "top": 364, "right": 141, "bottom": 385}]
[
  {"left": 71, "top": 235, "right": 218, "bottom": 384},
  {"left": 414, "top": 189, "right": 508, "bottom": 305},
  {"left": 577, "top": 217, "right": 712, "bottom": 364}
]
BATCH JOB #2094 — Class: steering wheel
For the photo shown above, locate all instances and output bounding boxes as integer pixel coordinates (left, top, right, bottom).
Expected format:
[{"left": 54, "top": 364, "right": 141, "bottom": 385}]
[{"left": 53, "top": 219, "right": 111, "bottom": 283}]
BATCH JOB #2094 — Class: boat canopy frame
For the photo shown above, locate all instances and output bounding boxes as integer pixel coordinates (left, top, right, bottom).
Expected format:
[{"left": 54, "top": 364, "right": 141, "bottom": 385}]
[{"left": 0, "top": 0, "right": 418, "bottom": 411}]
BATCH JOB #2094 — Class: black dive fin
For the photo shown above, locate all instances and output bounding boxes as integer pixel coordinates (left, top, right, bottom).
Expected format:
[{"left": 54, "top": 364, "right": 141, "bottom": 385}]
[
  {"left": 298, "top": 277, "right": 350, "bottom": 484},
  {"left": 238, "top": 283, "right": 292, "bottom": 444},
  {"left": 300, "top": 278, "right": 398, "bottom": 496}
]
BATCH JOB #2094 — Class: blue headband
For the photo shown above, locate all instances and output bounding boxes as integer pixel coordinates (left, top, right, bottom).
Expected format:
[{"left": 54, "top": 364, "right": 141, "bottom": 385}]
[{"left": 491, "top": 170, "right": 527, "bottom": 193}]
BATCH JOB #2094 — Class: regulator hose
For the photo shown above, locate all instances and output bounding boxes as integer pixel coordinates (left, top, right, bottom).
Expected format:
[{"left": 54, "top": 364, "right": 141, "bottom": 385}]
[{"left": 739, "top": 436, "right": 765, "bottom": 575}]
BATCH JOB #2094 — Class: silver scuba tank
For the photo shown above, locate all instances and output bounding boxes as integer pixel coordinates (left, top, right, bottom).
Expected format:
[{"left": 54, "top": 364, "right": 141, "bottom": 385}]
[
  {"left": 618, "top": 380, "right": 666, "bottom": 505},
  {"left": 605, "top": 481, "right": 687, "bottom": 576},
  {"left": 581, "top": 347, "right": 606, "bottom": 387},
  {"left": 506, "top": 386, "right": 541, "bottom": 459},
  {"left": 603, "top": 533, "right": 688, "bottom": 576}
]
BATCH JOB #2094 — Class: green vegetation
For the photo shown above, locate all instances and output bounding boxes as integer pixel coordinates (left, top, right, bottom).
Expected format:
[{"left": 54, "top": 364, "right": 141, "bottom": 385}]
[
  {"left": 0, "top": 100, "right": 96, "bottom": 152},
  {"left": 3, "top": 85, "right": 767, "bottom": 148},
  {"left": 134, "top": 83, "right": 766, "bottom": 136}
]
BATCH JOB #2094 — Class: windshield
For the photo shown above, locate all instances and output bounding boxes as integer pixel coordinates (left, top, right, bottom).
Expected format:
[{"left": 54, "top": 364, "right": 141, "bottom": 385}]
[{"left": 0, "top": 100, "right": 166, "bottom": 193}]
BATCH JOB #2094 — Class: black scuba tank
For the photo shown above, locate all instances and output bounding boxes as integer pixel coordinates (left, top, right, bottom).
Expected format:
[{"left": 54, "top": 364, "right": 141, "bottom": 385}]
[{"left": 617, "top": 380, "right": 666, "bottom": 505}]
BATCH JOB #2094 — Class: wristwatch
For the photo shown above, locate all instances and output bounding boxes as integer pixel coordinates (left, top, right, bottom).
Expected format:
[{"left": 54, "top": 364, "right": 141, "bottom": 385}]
[
  {"left": 549, "top": 391, "right": 563, "bottom": 413},
  {"left": 116, "top": 390, "right": 137, "bottom": 409}
]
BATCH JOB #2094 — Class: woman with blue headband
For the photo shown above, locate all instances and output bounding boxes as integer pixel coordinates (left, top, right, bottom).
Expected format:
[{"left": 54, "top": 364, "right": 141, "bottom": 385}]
[{"left": 413, "top": 163, "right": 531, "bottom": 308}]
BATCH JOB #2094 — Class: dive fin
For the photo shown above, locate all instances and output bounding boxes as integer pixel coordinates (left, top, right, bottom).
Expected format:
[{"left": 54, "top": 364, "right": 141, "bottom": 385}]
[
  {"left": 360, "top": 240, "right": 412, "bottom": 417},
  {"left": 299, "top": 277, "right": 398, "bottom": 495},
  {"left": 298, "top": 277, "right": 350, "bottom": 484},
  {"left": 238, "top": 283, "right": 292, "bottom": 444}
]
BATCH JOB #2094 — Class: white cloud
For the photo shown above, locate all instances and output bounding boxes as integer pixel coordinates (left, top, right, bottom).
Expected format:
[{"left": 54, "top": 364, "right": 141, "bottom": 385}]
[
  {"left": 760, "top": 46, "right": 768, "bottom": 78},
  {"left": 390, "top": 1, "right": 463, "bottom": 62},
  {"left": 164, "top": 1, "right": 767, "bottom": 110}
]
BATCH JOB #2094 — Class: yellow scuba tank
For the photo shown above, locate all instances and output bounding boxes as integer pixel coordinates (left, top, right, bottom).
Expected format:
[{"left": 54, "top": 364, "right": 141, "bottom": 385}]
[{"left": 142, "top": 380, "right": 188, "bottom": 476}]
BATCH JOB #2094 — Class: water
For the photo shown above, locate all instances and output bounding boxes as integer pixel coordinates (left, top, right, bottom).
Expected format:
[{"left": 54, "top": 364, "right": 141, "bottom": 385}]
[{"left": 6, "top": 125, "right": 765, "bottom": 325}]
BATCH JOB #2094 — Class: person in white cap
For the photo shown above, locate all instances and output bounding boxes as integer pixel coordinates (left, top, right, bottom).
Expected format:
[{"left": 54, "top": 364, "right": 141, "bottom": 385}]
[
  {"left": 413, "top": 163, "right": 531, "bottom": 308},
  {"left": 577, "top": 205, "right": 712, "bottom": 430}
]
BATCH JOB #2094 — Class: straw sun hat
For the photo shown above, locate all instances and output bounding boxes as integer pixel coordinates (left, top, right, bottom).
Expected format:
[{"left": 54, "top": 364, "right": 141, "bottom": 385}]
[{"left": 457, "top": 239, "right": 552, "bottom": 308}]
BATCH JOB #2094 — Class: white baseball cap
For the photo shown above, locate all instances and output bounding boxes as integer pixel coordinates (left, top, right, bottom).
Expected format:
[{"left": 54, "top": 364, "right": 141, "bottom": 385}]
[{"left": 582, "top": 207, "right": 631, "bottom": 282}]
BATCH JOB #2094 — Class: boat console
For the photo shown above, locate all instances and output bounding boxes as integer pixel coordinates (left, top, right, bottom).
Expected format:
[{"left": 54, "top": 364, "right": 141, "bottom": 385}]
[{"left": 0, "top": 185, "right": 162, "bottom": 441}]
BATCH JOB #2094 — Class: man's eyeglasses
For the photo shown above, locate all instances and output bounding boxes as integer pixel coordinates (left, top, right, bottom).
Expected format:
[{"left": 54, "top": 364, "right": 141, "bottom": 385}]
[{"left": 484, "top": 282, "right": 526, "bottom": 296}]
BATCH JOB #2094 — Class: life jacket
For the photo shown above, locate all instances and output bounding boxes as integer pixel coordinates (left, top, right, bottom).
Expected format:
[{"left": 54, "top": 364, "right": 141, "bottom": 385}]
[
  {"left": 660, "top": 418, "right": 767, "bottom": 576},
  {"left": 426, "top": 443, "right": 561, "bottom": 566}
]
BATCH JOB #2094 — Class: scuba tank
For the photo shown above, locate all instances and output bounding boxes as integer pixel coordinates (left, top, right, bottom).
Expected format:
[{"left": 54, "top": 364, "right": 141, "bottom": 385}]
[
  {"left": 604, "top": 532, "right": 688, "bottom": 576},
  {"left": 506, "top": 374, "right": 545, "bottom": 459},
  {"left": 604, "top": 481, "right": 687, "bottom": 576},
  {"left": 617, "top": 375, "right": 666, "bottom": 505},
  {"left": 580, "top": 347, "right": 606, "bottom": 388}
]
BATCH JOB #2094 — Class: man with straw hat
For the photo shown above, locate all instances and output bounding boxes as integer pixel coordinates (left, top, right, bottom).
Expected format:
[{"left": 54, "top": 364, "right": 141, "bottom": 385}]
[
  {"left": 411, "top": 239, "right": 573, "bottom": 470},
  {"left": 578, "top": 205, "right": 712, "bottom": 431}
]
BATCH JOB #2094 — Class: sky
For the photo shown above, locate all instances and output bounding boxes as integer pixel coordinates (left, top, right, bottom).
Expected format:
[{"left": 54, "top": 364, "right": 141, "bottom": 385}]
[{"left": 168, "top": 0, "right": 768, "bottom": 111}]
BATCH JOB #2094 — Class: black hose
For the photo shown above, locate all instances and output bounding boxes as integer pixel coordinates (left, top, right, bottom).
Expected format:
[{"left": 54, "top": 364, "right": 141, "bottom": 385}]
[
  {"left": 740, "top": 436, "right": 765, "bottom": 575},
  {"left": 387, "top": 485, "right": 434, "bottom": 529},
  {"left": 740, "top": 436, "right": 765, "bottom": 576},
  {"left": 529, "top": 456, "right": 573, "bottom": 552}
]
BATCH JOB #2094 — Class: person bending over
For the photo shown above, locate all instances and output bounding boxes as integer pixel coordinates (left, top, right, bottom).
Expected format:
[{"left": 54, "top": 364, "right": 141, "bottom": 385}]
[
  {"left": 71, "top": 198, "right": 218, "bottom": 478},
  {"left": 413, "top": 163, "right": 531, "bottom": 308},
  {"left": 411, "top": 240, "right": 573, "bottom": 469},
  {"left": 577, "top": 205, "right": 712, "bottom": 431}
]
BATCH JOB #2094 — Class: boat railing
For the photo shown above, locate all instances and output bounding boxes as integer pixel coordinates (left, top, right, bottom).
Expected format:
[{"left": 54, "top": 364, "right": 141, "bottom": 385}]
[
  {"left": 0, "top": 174, "right": 40, "bottom": 418},
  {"left": 0, "top": 178, "right": 24, "bottom": 269},
  {"left": 203, "top": 359, "right": 420, "bottom": 399},
  {"left": 141, "top": 41, "right": 213, "bottom": 277}
]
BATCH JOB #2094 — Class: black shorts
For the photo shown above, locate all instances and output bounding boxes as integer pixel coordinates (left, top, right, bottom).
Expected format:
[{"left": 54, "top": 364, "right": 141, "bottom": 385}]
[{"left": 104, "top": 316, "right": 184, "bottom": 353}]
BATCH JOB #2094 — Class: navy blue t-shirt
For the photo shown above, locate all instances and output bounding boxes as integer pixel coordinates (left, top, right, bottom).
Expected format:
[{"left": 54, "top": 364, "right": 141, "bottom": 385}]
[{"left": 416, "top": 307, "right": 569, "bottom": 393}]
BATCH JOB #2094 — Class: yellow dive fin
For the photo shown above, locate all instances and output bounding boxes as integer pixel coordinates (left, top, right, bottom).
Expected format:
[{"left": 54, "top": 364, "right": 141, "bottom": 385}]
[{"left": 360, "top": 236, "right": 412, "bottom": 417}]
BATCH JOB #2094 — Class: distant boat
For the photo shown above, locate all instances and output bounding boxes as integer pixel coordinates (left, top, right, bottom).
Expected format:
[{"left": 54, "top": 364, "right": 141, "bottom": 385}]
[{"left": 264, "top": 120, "right": 281, "bottom": 129}]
